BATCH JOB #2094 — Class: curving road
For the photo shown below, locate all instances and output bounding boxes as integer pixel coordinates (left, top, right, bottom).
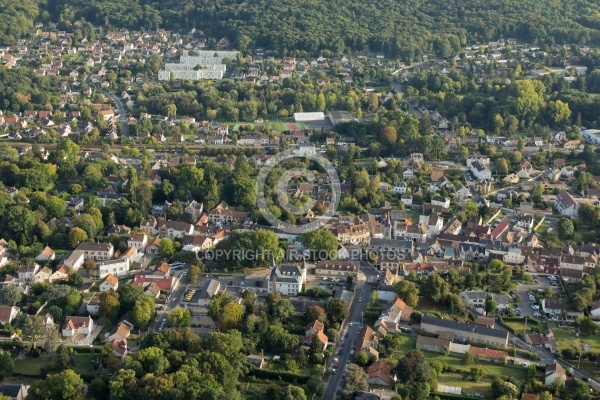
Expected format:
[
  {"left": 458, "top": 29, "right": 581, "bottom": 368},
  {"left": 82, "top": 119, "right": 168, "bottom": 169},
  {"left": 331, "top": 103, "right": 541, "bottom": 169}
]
[{"left": 84, "top": 75, "right": 129, "bottom": 138}]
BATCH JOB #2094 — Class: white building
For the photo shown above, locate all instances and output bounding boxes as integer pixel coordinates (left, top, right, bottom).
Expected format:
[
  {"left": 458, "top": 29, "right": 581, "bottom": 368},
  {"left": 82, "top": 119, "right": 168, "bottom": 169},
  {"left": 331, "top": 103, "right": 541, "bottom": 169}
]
[
  {"left": 554, "top": 190, "right": 579, "bottom": 217},
  {"left": 471, "top": 161, "right": 492, "bottom": 181},
  {"left": 268, "top": 260, "right": 307, "bottom": 296},
  {"left": 96, "top": 258, "right": 130, "bottom": 279}
]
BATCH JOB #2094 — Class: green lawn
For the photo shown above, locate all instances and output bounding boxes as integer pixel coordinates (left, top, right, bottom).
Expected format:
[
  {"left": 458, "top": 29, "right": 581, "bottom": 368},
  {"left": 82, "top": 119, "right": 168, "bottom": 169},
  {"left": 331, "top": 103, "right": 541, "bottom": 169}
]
[
  {"left": 550, "top": 322, "right": 600, "bottom": 354},
  {"left": 13, "top": 353, "right": 100, "bottom": 376},
  {"left": 239, "top": 380, "right": 292, "bottom": 400},
  {"left": 501, "top": 318, "right": 543, "bottom": 337},
  {"left": 436, "top": 373, "right": 494, "bottom": 398},
  {"left": 416, "top": 297, "right": 468, "bottom": 322},
  {"left": 422, "top": 351, "right": 529, "bottom": 380}
]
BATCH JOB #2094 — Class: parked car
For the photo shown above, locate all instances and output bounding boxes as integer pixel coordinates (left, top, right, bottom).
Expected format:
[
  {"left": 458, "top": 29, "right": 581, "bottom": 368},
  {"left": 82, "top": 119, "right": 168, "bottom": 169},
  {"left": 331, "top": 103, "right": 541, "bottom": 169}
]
[{"left": 531, "top": 304, "right": 540, "bottom": 310}]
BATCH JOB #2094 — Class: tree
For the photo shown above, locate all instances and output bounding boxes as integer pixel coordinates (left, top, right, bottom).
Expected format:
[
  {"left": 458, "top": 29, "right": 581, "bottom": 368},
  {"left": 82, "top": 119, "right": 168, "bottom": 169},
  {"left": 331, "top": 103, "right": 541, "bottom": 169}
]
[
  {"left": 577, "top": 316, "right": 598, "bottom": 336},
  {"left": 108, "top": 369, "right": 138, "bottom": 400},
  {"left": 159, "top": 238, "right": 175, "bottom": 257},
  {"left": 0, "top": 284, "right": 22, "bottom": 305},
  {"left": 491, "top": 377, "right": 518, "bottom": 399},
  {"left": 133, "top": 297, "right": 154, "bottom": 328},
  {"left": 549, "top": 100, "right": 571, "bottom": 125},
  {"left": 463, "top": 351, "right": 476, "bottom": 365},
  {"left": 188, "top": 262, "right": 202, "bottom": 284},
  {"left": 68, "top": 227, "right": 88, "bottom": 249},
  {"left": 43, "top": 328, "right": 61, "bottom": 354},
  {"left": 301, "top": 229, "right": 339, "bottom": 260},
  {"left": 421, "top": 274, "right": 449, "bottom": 303},
  {"left": 393, "top": 280, "right": 419, "bottom": 307},
  {"left": 396, "top": 350, "right": 432, "bottom": 384},
  {"left": 137, "top": 347, "right": 170, "bottom": 375},
  {"left": 217, "top": 302, "right": 243, "bottom": 331},
  {"left": 379, "top": 126, "right": 398, "bottom": 144},
  {"left": 305, "top": 305, "right": 327, "bottom": 323},
  {"left": 82, "top": 260, "right": 96, "bottom": 277},
  {"left": 68, "top": 272, "right": 83, "bottom": 287},
  {"left": 557, "top": 217, "right": 574, "bottom": 239},
  {"left": 324, "top": 298, "right": 349, "bottom": 324},
  {"left": 485, "top": 296, "right": 497, "bottom": 315},
  {"left": 341, "top": 364, "right": 368, "bottom": 398},
  {"left": 354, "top": 350, "right": 370, "bottom": 366},
  {"left": 83, "top": 165, "right": 104, "bottom": 188},
  {"left": 241, "top": 290, "right": 257, "bottom": 314},
  {"left": 470, "top": 366, "right": 484, "bottom": 382},
  {"left": 22, "top": 315, "right": 47, "bottom": 348},
  {"left": 99, "top": 291, "right": 120, "bottom": 323},
  {"left": 29, "top": 369, "right": 84, "bottom": 400},
  {"left": 166, "top": 306, "right": 192, "bottom": 327},
  {"left": 0, "top": 350, "right": 13, "bottom": 380},
  {"left": 495, "top": 158, "right": 509, "bottom": 176}
]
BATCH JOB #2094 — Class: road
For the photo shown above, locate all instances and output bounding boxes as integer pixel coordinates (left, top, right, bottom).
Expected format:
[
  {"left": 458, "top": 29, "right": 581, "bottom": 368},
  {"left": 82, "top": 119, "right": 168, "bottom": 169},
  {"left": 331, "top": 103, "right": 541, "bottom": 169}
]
[
  {"left": 322, "top": 282, "right": 373, "bottom": 400},
  {"left": 84, "top": 75, "right": 129, "bottom": 138},
  {"left": 150, "top": 273, "right": 190, "bottom": 331}
]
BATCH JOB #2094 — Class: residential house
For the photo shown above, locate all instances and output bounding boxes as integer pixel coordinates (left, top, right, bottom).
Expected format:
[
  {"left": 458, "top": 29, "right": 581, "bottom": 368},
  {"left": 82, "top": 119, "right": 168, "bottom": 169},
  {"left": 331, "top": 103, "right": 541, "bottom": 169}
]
[
  {"left": 460, "top": 291, "right": 487, "bottom": 311},
  {"left": 145, "top": 238, "right": 161, "bottom": 256},
  {"left": 268, "top": 260, "right": 307, "bottom": 296},
  {"left": 554, "top": 190, "right": 579, "bottom": 217},
  {"left": 208, "top": 202, "right": 249, "bottom": 224},
  {"left": 354, "top": 326, "right": 379, "bottom": 359},
  {"left": 333, "top": 222, "right": 371, "bottom": 245},
  {"left": 471, "top": 160, "right": 492, "bottom": 180},
  {"left": 416, "top": 335, "right": 451, "bottom": 354},
  {"left": 301, "top": 320, "right": 328, "bottom": 350},
  {"left": 17, "top": 262, "right": 39, "bottom": 283},
  {"left": 100, "top": 274, "right": 119, "bottom": 292},
  {"left": 392, "top": 181, "right": 407, "bottom": 194},
  {"left": 76, "top": 242, "right": 115, "bottom": 261},
  {"left": 34, "top": 266, "right": 52, "bottom": 283},
  {"left": 246, "top": 355, "right": 268, "bottom": 369},
  {"left": 127, "top": 234, "right": 148, "bottom": 251},
  {"left": 467, "top": 346, "right": 508, "bottom": 363},
  {"left": 367, "top": 361, "right": 395, "bottom": 387},
  {"left": 107, "top": 320, "right": 133, "bottom": 342},
  {"left": 374, "top": 298, "right": 413, "bottom": 334},
  {"left": 315, "top": 260, "right": 359, "bottom": 277},
  {"left": 431, "top": 196, "right": 450, "bottom": 208},
  {"left": 0, "top": 306, "right": 19, "bottom": 325},
  {"left": 35, "top": 246, "right": 55, "bottom": 261},
  {"left": 544, "top": 362, "right": 566, "bottom": 385},
  {"left": 96, "top": 258, "right": 130, "bottom": 279},
  {"left": 62, "top": 316, "right": 94, "bottom": 337},
  {"left": 85, "top": 293, "right": 102, "bottom": 316},
  {"left": 132, "top": 275, "right": 179, "bottom": 292},
  {"left": 153, "top": 262, "right": 171, "bottom": 276},
  {"left": 0, "top": 384, "right": 28, "bottom": 400},
  {"left": 157, "top": 220, "right": 195, "bottom": 239},
  {"left": 420, "top": 315, "right": 509, "bottom": 348},
  {"left": 66, "top": 196, "right": 85, "bottom": 211}
]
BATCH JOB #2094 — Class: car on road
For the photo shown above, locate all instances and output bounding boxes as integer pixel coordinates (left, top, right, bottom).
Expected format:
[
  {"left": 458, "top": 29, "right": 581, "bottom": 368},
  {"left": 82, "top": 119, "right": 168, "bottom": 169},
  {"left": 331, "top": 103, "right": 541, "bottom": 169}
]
[
  {"left": 229, "top": 281, "right": 233, "bottom": 285},
  {"left": 332, "top": 369, "right": 336, "bottom": 374},
  {"left": 333, "top": 357, "right": 338, "bottom": 363},
  {"left": 358, "top": 298, "right": 362, "bottom": 302},
  {"left": 333, "top": 363, "right": 338, "bottom": 369}
]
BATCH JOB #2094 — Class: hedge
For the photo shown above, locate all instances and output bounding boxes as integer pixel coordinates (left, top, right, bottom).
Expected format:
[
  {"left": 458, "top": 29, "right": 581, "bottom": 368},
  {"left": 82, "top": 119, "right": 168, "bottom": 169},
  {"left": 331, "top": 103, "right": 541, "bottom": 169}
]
[
  {"left": 246, "top": 367, "right": 310, "bottom": 384},
  {"left": 0, "top": 341, "right": 24, "bottom": 350}
]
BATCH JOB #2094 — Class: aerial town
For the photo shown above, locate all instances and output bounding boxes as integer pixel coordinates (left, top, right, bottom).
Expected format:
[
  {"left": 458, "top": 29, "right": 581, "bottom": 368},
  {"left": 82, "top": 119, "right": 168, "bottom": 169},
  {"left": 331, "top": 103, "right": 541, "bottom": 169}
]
[{"left": 0, "top": 6, "right": 600, "bottom": 400}]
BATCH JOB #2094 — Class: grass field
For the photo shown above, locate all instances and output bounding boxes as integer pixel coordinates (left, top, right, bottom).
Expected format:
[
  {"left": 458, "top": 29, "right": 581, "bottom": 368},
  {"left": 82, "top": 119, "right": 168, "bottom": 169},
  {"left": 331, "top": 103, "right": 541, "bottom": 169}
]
[
  {"left": 436, "top": 373, "right": 494, "bottom": 398},
  {"left": 549, "top": 322, "right": 600, "bottom": 354},
  {"left": 501, "top": 318, "right": 543, "bottom": 336},
  {"left": 417, "top": 297, "right": 468, "bottom": 322},
  {"left": 422, "top": 351, "right": 529, "bottom": 380},
  {"left": 240, "top": 380, "right": 303, "bottom": 400},
  {"left": 13, "top": 353, "right": 99, "bottom": 376}
]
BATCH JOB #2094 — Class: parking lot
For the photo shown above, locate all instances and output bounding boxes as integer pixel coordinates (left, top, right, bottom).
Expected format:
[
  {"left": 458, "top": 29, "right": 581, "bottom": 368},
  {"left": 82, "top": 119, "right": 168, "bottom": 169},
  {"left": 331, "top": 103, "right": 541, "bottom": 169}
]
[{"left": 514, "top": 275, "right": 560, "bottom": 318}]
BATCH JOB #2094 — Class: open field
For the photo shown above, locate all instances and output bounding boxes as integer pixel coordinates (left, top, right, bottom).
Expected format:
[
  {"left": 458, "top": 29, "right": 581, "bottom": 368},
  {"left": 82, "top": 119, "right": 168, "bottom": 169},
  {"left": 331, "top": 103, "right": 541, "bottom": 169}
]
[
  {"left": 549, "top": 322, "right": 600, "bottom": 354},
  {"left": 436, "top": 373, "right": 495, "bottom": 398},
  {"left": 422, "top": 351, "right": 529, "bottom": 380},
  {"left": 13, "top": 353, "right": 99, "bottom": 376}
]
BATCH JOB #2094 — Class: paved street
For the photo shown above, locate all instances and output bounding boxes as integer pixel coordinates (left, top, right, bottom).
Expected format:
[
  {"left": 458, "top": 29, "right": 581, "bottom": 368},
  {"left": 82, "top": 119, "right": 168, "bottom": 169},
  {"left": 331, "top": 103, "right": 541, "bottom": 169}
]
[
  {"left": 84, "top": 74, "right": 129, "bottom": 138},
  {"left": 150, "top": 273, "right": 190, "bottom": 331},
  {"left": 322, "top": 282, "right": 373, "bottom": 400}
]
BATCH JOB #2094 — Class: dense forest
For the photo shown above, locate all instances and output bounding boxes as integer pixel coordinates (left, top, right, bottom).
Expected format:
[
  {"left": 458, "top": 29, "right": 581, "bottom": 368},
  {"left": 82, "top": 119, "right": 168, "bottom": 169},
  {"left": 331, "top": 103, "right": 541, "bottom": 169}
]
[{"left": 4, "top": 0, "right": 600, "bottom": 60}]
